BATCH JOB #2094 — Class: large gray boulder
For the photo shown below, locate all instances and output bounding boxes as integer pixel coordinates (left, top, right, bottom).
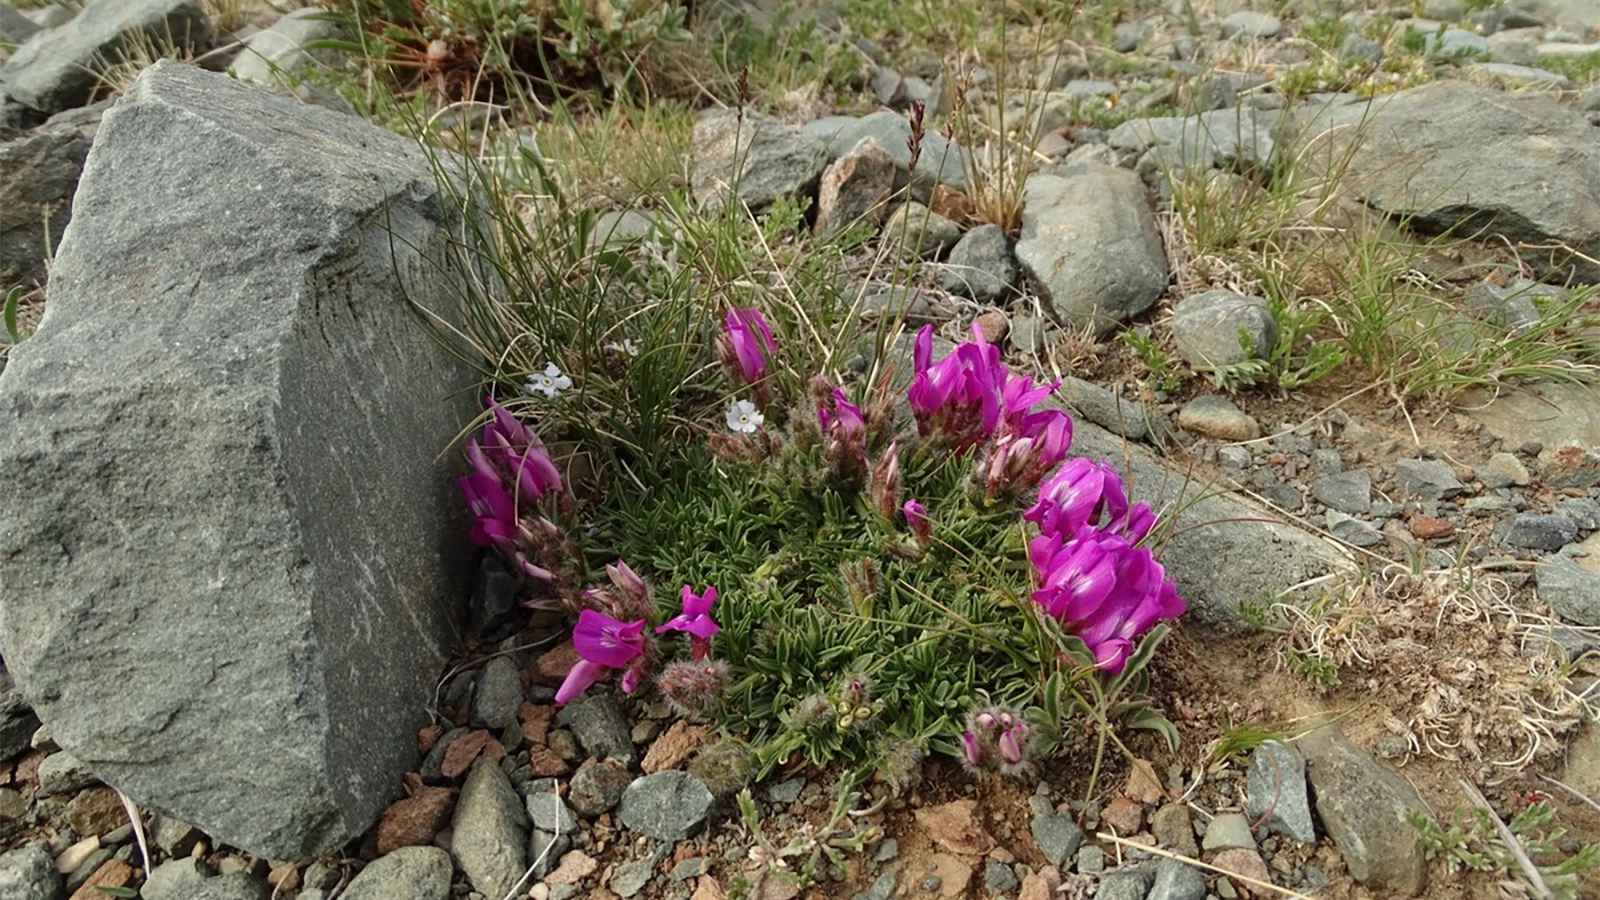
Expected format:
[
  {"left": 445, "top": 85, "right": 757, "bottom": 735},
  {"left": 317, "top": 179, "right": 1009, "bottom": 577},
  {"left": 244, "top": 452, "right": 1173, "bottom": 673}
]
[
  {"left": 0, "top": 62, "right": 475, "bottom": 858},
  {"left": 0, "top": 0, "right": 212, "bottom": 114},
  {"left": 1299, "top": 81, "right": 1600, "bottom": 283},
  {"left": 0, "top": 127, "right": 92, "bottom": 289},
  {"left": 1016, "top": 166, "right": 1169, "bottom": 334}
]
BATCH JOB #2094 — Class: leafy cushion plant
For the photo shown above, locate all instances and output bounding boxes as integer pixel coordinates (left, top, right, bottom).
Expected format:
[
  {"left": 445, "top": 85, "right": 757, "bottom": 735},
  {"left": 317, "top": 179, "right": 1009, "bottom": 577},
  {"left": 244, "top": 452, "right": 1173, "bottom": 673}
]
[{"left": 428, "top": 149, "right": 1187, "bottom": 792}]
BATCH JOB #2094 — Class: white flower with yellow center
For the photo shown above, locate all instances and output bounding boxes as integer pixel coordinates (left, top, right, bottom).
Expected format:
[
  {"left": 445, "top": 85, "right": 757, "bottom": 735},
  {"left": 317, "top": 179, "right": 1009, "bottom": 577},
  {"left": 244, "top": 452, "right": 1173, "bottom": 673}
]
[
  {"left": 726, "top": 399, "right": 763, "bottom": 433},
  {"left": 526, "top": 363, "right": 572, "bottom": 398}
]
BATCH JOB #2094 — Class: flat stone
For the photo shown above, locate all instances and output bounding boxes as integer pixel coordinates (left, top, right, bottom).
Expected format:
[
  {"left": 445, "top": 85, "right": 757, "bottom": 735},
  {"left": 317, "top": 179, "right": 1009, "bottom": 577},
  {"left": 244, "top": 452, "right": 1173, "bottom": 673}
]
[
  {"left": 693, "top": 108, "right": 828, "bottom": 212},
  {"left": 1210, "top": 849, "right": 1271, "bottom": 897},
  {"left": 983, "top": 860, "right": 1018, "bottom": 892},
  {"left": 473, "top": 657, "right": 524, "bottom": 731},
  {"left": 803, "top": 110, "right": 969, "bottom": 198},
  {"left": 1497, "top": 513, "right": 1579, "bottom": 551},
  {"left": 0, "top": 845, "right": 61, "bottom": 900},
  {"left": 884, "top": 201, "right": 962, "bottom": 259},
  {"left": 1094, "top": 867, "right": 1155, "bottom": 900},
  {"left": 554, "top": 693, "right": 635, "bottom": 765},
  {"left": 1300, "top": 727, "right": 1427, "bottom": 896},
  {"left": 1202, "top": 812, "right": 1256, "bottom": 852},
  {"left": 341, "top": 847, "right": 453, "bottom": 900},
  {"left": 1108, "top": 106, "right": 1282, "bottom": 173},
  {"left": 228, "top": 8, "right": 342, "bottom": 92},
  {"left": 611, "top": 857, "right": 656, "bottom": 898},
  {"left": 1477, "top": 452, "right": 1529, "bottom": 489},
  {"left": 1392, "top": 458, "right": 1465, "bottom": 500},
  {"left": 616, "top": 771, "right": 715, "bottom": 841},
  {"left": 450, "top": 758, "right": 529, "bottom": 900},
  {"left": 142, "top": 857, "right": 208, "bottom": 900},
  {"left": 525, "top": 789, "right": 578, "bottom": 835},
  {"left": 940, "top": 224, "right": 1016, "bottom": 301},
  {"left": 1244, "top": 741, "right": 1314, "bottom": 842},
  {"left": 1301, "top": 81, "right": 1600, "bottom": 282},
  {"left": 1171, "top": 290, "right": 1276, "bottom": 369},
  {"left": 1150, "top": 803, "right": 1199, "bottom": 857},
  {"left": 1220, "top": 10, "right": 1282, "bottom": 38},
  {"left": 183, "top": 872, "right": 270, "bottom": 900},
  {"left": 1537, "top": 556, "right": 1600, "bottom": 625},
  {"left": 1313, "top": 470, "right": 1371, "bottom": 515},
  {"left": 0, "top": 62, "right": 473, "bottom": 859},
  {"left": 1177, "top": 395, "right": 1260, "bottom": 442},
  {"left": 1017, "top": 166, "right": 1168, "bottom": 335},
  {"left": 36, "top": 752, "right": 96, "bottom": 796},
  {"left": 568, "top": 759, "right": 632, "bottom": 817},
  {"left": 1059, "top": 377, "right": 1165, "bottom": 443},
  {"left": 1326, "top": 510, "right": 1383, "bottom": 547},
  {"left": 1027, "top": 795, "right": 1082, "bottom": 866},
  {"left": 1, "top": 0, "right": 212, "bottom": 114},
  {"left": 1147, "top": 857, "right": 1206, "bottom": 900}
]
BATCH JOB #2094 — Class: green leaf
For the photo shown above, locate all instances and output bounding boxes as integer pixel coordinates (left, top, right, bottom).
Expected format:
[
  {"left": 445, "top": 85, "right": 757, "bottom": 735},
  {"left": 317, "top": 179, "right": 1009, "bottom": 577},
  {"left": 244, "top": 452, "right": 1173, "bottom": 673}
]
[{"left": 1124, "top": 707, "right": 1181, "bottom": 753}]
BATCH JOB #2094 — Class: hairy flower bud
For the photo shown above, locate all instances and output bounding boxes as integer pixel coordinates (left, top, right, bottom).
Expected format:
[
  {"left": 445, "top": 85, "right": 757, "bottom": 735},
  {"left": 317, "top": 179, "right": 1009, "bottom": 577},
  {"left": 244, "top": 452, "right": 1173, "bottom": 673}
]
[
  {"left": 656, "top": 659, "right": 728, "bottom": 717},
  {"left": 868, "top": 441, "right": 903, "bottom": 522}
]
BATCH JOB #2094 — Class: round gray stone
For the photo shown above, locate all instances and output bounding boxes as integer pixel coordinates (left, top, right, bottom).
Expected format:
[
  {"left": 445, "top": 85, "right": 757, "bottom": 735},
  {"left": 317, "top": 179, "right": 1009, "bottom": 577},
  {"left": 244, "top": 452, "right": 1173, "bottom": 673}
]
[
  {"left": 1177, "top": 395, "right": 1260, "bottom": 442},
  {"left": 1202, "top": 812, "right": 1256, "bottom": 852},
  {"left": 473, "top": 656, "right": 523, "bottom": 731},
  {"left": 616, "top": 771, "right": 715, "bottom": 841},
  {"left": 142, "top": 858, "right": 208, "bottom": 900},
  {"left": 1313, "top": 470, "right": 1371, "bottom": 515},
  {"left": 568, "top": 759, "right": 632, "bottom": 817},
  {"left": 1220, "top": 10, "right": 1282, "bottom": 38},
  {"left": 340, "top": 846, "right": 453, "bottom": 900},
  {"left": 1171, "top": 290, "right": 1276, "bottom": 370},
  {"left": 1148, "top": 857, "right": 1206, "bottom": 900},
  {"left": 940, "top": 223, "right": 1016, "bottom": 301},
  {"left": 1497, "top": 513, "right": 1579, "bottom": 551}
]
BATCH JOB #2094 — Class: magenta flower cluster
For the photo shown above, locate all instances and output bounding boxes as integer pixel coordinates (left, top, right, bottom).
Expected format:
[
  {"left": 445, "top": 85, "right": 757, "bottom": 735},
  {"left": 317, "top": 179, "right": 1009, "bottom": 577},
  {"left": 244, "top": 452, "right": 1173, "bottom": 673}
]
[
  {"left": 1025, "top": 459, "right": 1185, "bottom": 674},
  {"left": 554, "top": 560, "right": 725, "bottom": 708},
  {"left": 458, "top": 399, "right": 573, "bottom": 588}
]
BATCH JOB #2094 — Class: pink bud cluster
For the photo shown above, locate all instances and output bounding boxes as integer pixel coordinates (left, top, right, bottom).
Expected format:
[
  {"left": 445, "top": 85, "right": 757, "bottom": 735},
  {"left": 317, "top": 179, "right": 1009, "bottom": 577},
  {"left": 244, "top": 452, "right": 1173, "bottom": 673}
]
[
  {"left": 961, "top": 707, "right": 1033, "bottom": 777},
  {"left": 457, "top": 398, "right": 578, "bottom": 597}
]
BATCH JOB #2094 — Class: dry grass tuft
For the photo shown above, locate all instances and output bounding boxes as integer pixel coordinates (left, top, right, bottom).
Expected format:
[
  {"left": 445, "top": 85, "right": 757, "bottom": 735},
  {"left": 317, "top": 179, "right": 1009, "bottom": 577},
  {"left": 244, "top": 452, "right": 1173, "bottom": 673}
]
[{"left": 1271, "top": 562, "right": 1595, "bottom": 773}]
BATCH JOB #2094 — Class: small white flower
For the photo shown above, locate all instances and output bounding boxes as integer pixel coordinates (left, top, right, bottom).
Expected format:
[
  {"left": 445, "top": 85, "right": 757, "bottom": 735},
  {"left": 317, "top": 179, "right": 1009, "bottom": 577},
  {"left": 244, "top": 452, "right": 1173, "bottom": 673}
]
[
  {"left": 604, "top": 339, "right": 641, "bottom": 358},
  {"left": 726, "top": 399, "right": 764, "bottom": 433},
  {"left": 525, "top": 363, "right": 573, "bottom": 398}
]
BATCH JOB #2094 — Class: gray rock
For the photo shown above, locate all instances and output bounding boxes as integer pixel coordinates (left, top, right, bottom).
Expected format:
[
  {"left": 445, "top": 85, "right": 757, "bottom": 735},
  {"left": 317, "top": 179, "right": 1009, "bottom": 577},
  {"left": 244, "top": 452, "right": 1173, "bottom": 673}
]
[
  {"left": 1177, "top": 395, "right": 1260, "bottom": 442},
  {"left": 1464, "top": 279, "right": 1562, "bottom": 333},
  {"left": 151, "top": 814, "right": 202, "bottom": 858},
  {"left": 227, "top": 7, "right": 344, "bottom": 109},
  {"left": 1028, "top": 795, "right": 1083, "bottom": 866},
  {"left": 527, "top": 830, "right": 569, "bottom": 879},
  {"left": 1306, "top": 81, "right": 1600, "bottom": 282},
  {"left": 1171, "top": 290, "right": 1276, "bottom": 369},
  {"left": 1392, "top": 459, "right": 1465, "bottom": 500},
  {"left": 1477, "top": 452, "right": 1529, "bottom": 489},
  {"left": 36, "top": 751, "right": 96, "bottom": 796},
  {"left": 1301, "top": 727, "right": 1427, "bottom": 895},
  {"left": 1245, "top": 741, "right": 1315, "bottom": 842},
  {"left": 1339, "top": 34, "right": 1385, "bottom": 62},
  {"left": 420, "top": 728, "right": 470, "bottom": 784},
  {"left": 1150, "top": 804, "right": 1199, "bottom": 857},
  {"left": 525, "top": 789, "right": 578, "bottom": 835},
  {"left": 1313, "top": 470, "right": 1371, "bottom": 515},
  {"left": 0, "top": 62, "right": 472, "bottom": 859},
  {"left": 1201, "top": 812, "right": 1256, "bottom": 852},
  {"left": 1077, "top": 843, "right": 1105, "bottom": 873},
  {"left": 1059, "top": 377, "right": 1166, "bottom": 444},
  {"left": 142, "top": 857, "right": 208, "bottom": 900},
  {"left": 870, "top": 67, "right": 904, "bottom": 107},
  {"left": 1466, "top": 62, "right": 1571, "bottom": 88},
  {"left": 473, "top": 657, "right": 523, "bottom": 731},
  {"left": 766, "top": 776, "right": 806, "bottom": 804},
  {"left": 450, "top": 758, "right": 529, "bottom": 900},
  {"left": 804, "top": 110, "right": 969, "bottom": 197},
  {"left": 468, "top": 558, "right": 519, "bottom": 638},
  {"left": 693, "top": 108, "right": 828, "bottom": 212},
  {"left": 1536, "top": 556, "right": 1600, "bottom": 625},
  {"left": 983, "top": 861, "right": 1018, "bottom": 892},
  {"left": 0, "top": 845, "right": 60, "bottom": 900},
  {"left": 1428, "top": 28, "right": 1490, "bottom": 57},
  {"left": 187, "top": 873, "right": 270, "bottom": 900},
  {"left": 0, "top": 5, "right": 40, "bottom": 44},
  {"left": 857, "top": 283, "right": 932, "bottom": 325},
  {"left": 884, "top": 201, "right": 961, "bottom": 259},
  {"left": 0, "top": 675, "right": 39, "bottom": 762},
  {"left": 616, "top": 771, "right": 715, "bottom": 841},
  {"left": 1114, "top": 20, "right": 1150, "bottom": 52},
  {"left": 1067, "top": 417, "right": 1342, "bottom": 627},
  {"left": 1497, "top": 513, "right": 1579, "bottom": 551},
  {"left": 814, "top": 136, "right": 895, "bottom": 237},
  {"left": 1147, "top": 857, "right": 1206, "bottom": 900},
  {"left": 1486, "top": 27, "right": 1541, "bottom": 65},
  {"left": 0, "top": 127, "right": 91, "bottom": 290},
  {"left": 568, "top": 759, "right": 632, "bottom": 817},
  {"left": 1094, "top": 866, "right": 1154, "bottom": 900},
  {"left": 1, "top": 0, "right": 212, "bottom": 114},
  {"left": 340, "top": 846, "right": 453, "bottom": 900},
  {"left": 554, "top": 693, "right": 635, "bottom": 765},
  {"left": 940, "top": 224, "right": 1015, "bottom": 301},
  {"left": 1108, "top": 106, "right": 1282, "bottom": 173},
  {"left": 1220, "top": 10, "right": 1282, "bottom": 38},
  {"left": 1559, "top": 497, "right": 1600, "bottom": 531},
  {"left": 850, "top": 870, "right": 898, "bottom": 900},
  {"left": 1326, "top": 510, "right": 1383, "bottom": 547},
  {"left": 611, "top": 857, "right": 656, "bottom": 898},
  {"left": 1017, "top": 167, "right": 1168, "bottom": 334}
]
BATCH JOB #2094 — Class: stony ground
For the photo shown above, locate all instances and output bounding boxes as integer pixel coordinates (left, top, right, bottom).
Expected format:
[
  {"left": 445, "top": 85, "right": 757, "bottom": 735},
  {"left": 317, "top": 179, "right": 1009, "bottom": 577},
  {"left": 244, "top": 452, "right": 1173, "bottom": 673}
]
[{"left": 7, "top": 1, "right": 1600, "bottom": 900}]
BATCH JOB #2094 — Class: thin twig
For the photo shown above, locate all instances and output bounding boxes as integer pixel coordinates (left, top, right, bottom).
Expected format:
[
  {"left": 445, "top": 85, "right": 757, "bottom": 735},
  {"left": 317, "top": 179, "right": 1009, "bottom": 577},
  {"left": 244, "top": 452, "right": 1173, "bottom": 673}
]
[
  {"left": 115, "top": 790, "right": 152, "bottom": 875},
  {"left": 1459, "top": 779, "right": 1554, "bottom": 900},
  {"left": 1539, "top": 774, "right": 1600, "bottom": 817},
  {"left": 1095, "top": 832, "right": 1318, "bottom": 900}
]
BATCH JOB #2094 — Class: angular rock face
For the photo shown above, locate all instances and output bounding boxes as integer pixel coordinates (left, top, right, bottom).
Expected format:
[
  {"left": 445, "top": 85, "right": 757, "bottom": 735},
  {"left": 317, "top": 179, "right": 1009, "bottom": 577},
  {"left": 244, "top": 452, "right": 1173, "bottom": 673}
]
[
  {"left": 0, "top": 0, "right": 213, "bottom": 114},
  {"left": 1017, "top": 166, "right": 1169, "bottom": 335},
  {"left": 1302, "top": 81, "right": 1600, "bottom": 282},
  {"left": 0, "top": 62, "right": 475, "bottom": 858}
]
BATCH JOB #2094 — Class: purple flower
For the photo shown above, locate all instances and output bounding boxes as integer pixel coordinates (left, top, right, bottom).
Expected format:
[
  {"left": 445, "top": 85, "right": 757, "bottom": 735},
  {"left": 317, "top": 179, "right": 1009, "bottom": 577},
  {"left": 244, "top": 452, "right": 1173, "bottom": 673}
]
[
  {"left": 819, "top": 389, "right": 868, "bottom": 478},
  {"left": 1029, "top": 528, "right": 1185, "bottom": 674},
  {"left": 960, "top": 731, "right": 984, "bottom": 768},
  {"left": 556, "top": 609, "right": 648, "bottom": 706},
  {"left": 907, "top": 324, "right": 1006, "bottom": 454},
  {"left": 723, "top": 307, "right": 777, "bottom": 383},
  {"left": 467, "top": 398, "right": 565, "bottom": 505},
  {"left": 903, "top": 498, "right": 932, "bottom": 546},
  {"left": 459, "top": 472, "right": 557, "bottom": 583},
  {"left": 817, "top": 388, "right": 865, "bottom": 438},
  {"left": 657, "top": 585, "right": 721, "bottom": 640},
  {"left": 1024, "top": 458, "right": 1135, "bottom": 538},
  {"left": 980, "top": 408, "right": 1075, "bottom": 499}
]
